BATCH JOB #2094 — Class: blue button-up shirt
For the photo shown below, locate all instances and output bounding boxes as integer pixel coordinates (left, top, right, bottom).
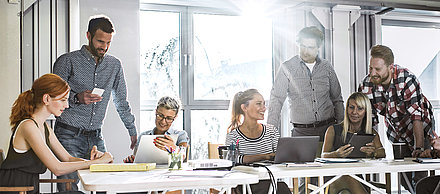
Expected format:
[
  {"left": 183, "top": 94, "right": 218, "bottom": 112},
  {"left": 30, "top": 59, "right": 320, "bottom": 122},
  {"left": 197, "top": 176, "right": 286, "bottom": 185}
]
[{"left": 53, "top": 45, "right": 137, "bottom": 136}]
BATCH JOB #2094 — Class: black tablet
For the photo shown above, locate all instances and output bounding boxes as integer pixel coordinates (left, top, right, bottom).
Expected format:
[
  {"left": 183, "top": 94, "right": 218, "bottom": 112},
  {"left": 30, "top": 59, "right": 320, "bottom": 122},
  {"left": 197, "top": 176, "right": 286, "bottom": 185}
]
[{"left": 347, "top": 134, "right": 376, "bottom": 158}]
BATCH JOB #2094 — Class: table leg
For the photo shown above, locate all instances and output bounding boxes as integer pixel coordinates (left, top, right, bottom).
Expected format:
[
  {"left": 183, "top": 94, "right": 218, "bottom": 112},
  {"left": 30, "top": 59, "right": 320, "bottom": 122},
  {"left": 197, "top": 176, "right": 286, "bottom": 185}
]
[
  {"left": 401, "top": 173, "right": 415, "bottom": 194},
  {"left": 318, "top": 176, "right": 324, "bottom": 194},
  {"left": 398, "top": 172, "right": 401, "bottom": 194},
  {"left": 349, "top": 174, "right": 386, "bottom": 194},
  {"left": 247, "top": 184, "right": 253, "bottom": 194},
  {"left": 243, "top": 184, "right": 246, "bottom": 194},
  {"left": 219, "top": 187, "right": 228, "bottom": 194},
  {"left": 309, "top": 175, "right": 342, "bottom": 194}
]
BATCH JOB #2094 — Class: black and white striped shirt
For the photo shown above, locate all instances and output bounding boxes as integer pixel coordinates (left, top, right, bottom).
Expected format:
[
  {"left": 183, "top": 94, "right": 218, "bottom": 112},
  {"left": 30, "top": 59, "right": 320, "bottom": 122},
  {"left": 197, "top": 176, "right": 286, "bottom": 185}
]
[{"left": 225, "top": 124, "right": 280, "bottom": 163}]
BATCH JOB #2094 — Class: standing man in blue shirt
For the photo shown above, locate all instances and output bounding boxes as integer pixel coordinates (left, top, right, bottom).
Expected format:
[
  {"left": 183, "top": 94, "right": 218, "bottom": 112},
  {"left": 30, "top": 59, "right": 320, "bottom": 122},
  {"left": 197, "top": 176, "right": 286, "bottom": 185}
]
[{"left": 53, "top": 15, "right": 137, "bottom": 191}]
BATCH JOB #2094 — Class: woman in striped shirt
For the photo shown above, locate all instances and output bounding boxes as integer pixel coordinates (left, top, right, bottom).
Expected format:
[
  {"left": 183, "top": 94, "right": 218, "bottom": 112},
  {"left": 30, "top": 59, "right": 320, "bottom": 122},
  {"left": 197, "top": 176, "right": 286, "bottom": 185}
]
[{"left": 225, "top": 89, "right": 280, "bottom": 164}]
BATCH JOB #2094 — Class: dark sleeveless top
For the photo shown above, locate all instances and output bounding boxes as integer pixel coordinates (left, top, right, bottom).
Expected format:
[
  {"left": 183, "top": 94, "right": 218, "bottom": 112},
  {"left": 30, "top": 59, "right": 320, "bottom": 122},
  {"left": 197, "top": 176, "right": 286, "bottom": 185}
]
[
  {"left": 0, "top": 119, "right": 51, "bottom": 194},
  {"left": 331, "top": 123, "right": 366, "bottom": 152}
]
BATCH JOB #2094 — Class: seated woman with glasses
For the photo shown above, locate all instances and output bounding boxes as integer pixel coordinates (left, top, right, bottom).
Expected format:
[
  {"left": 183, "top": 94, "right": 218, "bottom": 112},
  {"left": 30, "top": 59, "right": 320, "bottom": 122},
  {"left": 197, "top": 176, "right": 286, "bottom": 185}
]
[
  {"left": 321, "top": 92, "right": 385, "bottom": 194},
  {"left": 123, "top": 96, "right": 189, "bottom": 163}
]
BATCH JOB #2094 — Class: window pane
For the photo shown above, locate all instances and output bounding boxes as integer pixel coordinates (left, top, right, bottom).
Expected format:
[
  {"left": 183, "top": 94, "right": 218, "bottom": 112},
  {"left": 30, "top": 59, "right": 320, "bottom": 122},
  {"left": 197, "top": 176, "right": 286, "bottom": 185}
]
[
  {"left": 193, "top": 14, "right": 273, "bottom": 100},
  {"left": 190, "top": 110, "right": 229, "bottom": 160},
  {"left": 140, "top": 11, "right": 180, "bottom": 101},
  {"left": 382, "top": 25, "right": 440, "bottom": 100}
]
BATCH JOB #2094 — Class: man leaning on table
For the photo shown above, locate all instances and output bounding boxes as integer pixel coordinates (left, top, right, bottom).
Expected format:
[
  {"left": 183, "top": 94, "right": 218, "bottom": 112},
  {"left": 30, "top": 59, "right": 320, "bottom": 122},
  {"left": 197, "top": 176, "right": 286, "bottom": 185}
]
[{"left": 358, "top": 44, "right": 435, "bottom": 191}]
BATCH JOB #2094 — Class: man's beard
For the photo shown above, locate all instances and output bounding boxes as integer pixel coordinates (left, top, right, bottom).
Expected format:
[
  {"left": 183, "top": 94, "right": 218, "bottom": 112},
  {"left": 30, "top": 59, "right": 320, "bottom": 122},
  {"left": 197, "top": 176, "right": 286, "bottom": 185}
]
[
  {"left": 89, "top": 40, "right": 107, "bottom": 58},
  {"left": 371, "top": 72, "right": 389, "bottom": 85}
]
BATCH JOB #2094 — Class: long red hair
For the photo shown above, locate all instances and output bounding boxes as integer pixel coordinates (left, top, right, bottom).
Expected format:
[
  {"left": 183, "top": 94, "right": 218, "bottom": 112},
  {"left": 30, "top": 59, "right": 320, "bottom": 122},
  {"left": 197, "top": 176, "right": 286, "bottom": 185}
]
[{"left": 9, "top": 73, "right": 70, "bottom": 129}]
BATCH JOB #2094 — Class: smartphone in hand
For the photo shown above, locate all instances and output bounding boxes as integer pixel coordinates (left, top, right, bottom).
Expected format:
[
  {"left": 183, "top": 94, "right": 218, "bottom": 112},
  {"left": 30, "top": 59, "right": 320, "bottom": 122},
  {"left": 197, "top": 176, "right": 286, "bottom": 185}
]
[{"left": 92, "top": 88, "right": 105, "bottom": 96}]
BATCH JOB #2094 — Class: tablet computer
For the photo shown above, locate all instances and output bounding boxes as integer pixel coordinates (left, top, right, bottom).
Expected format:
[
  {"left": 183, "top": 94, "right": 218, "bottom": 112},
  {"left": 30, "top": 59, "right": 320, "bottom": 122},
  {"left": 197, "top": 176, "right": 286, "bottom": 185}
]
[
  {"left": 134, "top": 134, "right": 178, "bottom": 164},
  {"left": 347, "top": 134, "right": 376, "bottom": 158}
]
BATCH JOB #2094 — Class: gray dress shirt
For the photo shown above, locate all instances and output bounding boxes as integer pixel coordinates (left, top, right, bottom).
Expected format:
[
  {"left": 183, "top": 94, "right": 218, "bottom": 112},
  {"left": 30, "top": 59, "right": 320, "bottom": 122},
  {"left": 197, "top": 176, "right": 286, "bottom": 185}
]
[
  {"left": 53, "top": 45, "right": 137, "bottom": 136},
  {"left": 267, "top": 55, "right": 344, "bottom": 128}
]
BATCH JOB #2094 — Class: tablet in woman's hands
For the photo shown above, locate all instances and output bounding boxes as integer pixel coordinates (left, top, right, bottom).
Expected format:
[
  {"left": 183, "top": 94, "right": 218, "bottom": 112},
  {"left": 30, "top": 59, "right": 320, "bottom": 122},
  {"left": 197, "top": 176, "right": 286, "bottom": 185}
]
[{"left": 347, "top": 134, "right": 376, "bottom": 158}]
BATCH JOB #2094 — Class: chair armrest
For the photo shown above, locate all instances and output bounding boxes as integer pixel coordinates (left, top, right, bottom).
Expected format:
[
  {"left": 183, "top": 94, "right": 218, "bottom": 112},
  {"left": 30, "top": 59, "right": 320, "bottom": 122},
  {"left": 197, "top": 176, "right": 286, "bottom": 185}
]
[
  {"left": 0, "top": 186, "right": 35, "bottom": 192},
  {"left": 39, "top": 179, "right": 75, "bottom": 183},
  {"left": 40, "top": 179, "right": 75, "bottom": 191}
]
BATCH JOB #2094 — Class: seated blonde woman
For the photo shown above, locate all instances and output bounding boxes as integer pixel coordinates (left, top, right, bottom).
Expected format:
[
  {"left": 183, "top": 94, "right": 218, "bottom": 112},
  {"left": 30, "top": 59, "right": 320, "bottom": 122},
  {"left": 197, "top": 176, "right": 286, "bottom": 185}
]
[{"left": 321, "top": 92, "right": 385, "bottom": 194}]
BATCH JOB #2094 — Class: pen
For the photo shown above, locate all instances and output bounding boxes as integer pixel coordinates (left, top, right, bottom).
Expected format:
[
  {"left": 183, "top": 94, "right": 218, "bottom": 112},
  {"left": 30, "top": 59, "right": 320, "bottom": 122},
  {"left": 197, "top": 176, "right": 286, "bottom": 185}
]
[{"left": 165, "top": 145, "right": 172, "bottom": 153}]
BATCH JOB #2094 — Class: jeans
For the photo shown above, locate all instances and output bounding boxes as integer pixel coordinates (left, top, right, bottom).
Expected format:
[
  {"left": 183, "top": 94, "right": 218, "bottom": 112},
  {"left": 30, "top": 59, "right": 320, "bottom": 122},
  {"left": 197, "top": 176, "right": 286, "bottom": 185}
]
[{"left": 54, "top": 123, "right": 106, "bottom": 192}]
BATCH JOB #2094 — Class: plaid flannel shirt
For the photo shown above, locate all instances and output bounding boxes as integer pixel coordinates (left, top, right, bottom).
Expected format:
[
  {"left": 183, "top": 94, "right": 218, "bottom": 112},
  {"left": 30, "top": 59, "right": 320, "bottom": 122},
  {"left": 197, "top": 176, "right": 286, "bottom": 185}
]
[{"left": 358, "top": 64, "right": 434, "bottom": 148}]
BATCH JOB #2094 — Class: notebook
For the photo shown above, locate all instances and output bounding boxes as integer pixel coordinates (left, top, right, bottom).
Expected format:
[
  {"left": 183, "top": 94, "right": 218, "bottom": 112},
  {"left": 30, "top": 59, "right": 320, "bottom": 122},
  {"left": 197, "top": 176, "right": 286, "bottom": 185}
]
[
  {"left": 274, "top": 136, "right": 320, "bottom": 163},
  {"left": 90, "top": 163, "right": 156, "bottom": 172},
  {"left": 134, "top": 134, "right": 178, "bottom": 164}
]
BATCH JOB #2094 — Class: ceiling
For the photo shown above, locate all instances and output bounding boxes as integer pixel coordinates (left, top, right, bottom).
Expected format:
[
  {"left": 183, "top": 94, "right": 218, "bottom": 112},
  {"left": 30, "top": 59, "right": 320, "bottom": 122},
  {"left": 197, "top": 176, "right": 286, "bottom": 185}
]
[
  {"left": 142, "top": 0, "right": 440, "bottom": 12},
  {"left": 290, "top": 0, "right": 440, "bottom": 12}
]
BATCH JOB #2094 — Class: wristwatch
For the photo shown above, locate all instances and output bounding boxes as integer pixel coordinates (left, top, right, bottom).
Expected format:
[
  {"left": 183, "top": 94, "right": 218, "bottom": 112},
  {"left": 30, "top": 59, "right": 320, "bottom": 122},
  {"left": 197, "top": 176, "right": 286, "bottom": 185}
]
[{"left": 73, "top": 94, "right": 80, "bottom": 104}]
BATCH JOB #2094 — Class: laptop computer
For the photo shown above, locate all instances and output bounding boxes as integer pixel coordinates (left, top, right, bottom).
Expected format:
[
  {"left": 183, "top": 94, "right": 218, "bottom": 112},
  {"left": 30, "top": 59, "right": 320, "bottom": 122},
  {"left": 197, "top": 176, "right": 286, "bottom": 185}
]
[
  {"left": 273, "top": 136, "right": 320, "bottom": 163},
  {"left": 134, "top": 134, "right": 178, "bottom": 164}
]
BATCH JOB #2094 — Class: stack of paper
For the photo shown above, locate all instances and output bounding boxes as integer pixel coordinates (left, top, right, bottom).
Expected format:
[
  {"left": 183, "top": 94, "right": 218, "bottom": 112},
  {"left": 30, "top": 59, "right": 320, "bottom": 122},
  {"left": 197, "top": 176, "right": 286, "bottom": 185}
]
[
  {"left": 315, "top": 158, "right": 360, "bottom": 163},
  {"left": 285, "top": 162, "right": 322, "bottom": 167},
  {"left": 90, "top": 163, "right": 156, "bottom": 172},
  {"left": 414, "top": 158, "right": 440, "bottom": 163}
]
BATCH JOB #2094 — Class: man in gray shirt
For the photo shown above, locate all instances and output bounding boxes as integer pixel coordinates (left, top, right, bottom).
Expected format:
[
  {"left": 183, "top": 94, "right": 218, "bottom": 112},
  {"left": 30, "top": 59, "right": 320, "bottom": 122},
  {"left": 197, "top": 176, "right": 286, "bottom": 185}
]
[
  {"left": 268, "top": 26, "right": 344, "bottom": 141},
  {"left": 268, "top": 25, "right": 344, "bottom": 194},
  {"left": 53, "top": 15, "right": 137, "bottom": 191}
]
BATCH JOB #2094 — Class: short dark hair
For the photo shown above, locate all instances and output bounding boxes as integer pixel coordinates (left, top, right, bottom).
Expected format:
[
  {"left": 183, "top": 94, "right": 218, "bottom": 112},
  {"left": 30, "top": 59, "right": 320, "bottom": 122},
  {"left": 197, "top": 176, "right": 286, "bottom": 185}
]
[
  {"left": 88, "top": 15, "right": 115, "bottom": 38},
  {"left": 370, "top": 45, "right": 394, "bottom": 66},
  {"left": 297, "top": 26, "right": 324, "bottom": 47}
]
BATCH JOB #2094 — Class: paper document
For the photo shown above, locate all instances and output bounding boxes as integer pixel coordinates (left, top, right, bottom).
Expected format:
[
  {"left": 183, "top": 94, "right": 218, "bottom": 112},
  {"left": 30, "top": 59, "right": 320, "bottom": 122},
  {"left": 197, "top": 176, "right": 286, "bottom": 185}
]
[
  {"left": 285, "top": 162, "right": 322, "bottom": 167},
  {"left": 414, "top": 158, "right": 440, "bottom": 163},
  {"left": 315, "top": 158, "right": 360, "bottom": 163}
]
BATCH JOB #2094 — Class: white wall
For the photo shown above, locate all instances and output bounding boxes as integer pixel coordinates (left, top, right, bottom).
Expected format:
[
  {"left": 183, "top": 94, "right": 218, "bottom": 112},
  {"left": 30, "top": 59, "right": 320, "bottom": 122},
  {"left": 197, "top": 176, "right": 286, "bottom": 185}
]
[
  {"left": 0, "top": 1, "right": 21, "bottom": 154},
  {"left": 79, "top": 0, "right": 140, "bottom": 162}
]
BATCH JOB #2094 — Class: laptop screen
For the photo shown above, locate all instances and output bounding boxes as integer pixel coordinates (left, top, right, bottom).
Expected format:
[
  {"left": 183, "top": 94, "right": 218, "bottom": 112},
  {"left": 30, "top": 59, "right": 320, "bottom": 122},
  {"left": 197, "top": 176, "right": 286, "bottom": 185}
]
[{"left": 274, "top": 136, "right": 319, "bottom": 163}]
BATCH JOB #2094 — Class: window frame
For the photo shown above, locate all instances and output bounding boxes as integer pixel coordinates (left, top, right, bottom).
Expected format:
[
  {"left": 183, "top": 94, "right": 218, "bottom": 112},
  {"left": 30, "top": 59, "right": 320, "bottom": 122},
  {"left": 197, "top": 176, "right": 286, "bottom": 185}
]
[{"left": 139, "top": 3, "right": 274, "bottom": 159}]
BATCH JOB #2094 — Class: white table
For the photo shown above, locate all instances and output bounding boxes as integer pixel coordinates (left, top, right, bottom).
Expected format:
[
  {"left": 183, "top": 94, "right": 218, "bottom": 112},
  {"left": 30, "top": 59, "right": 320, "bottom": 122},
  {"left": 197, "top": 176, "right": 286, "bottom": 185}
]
[
  {"left": 78, "top": 168, "right": 259, "bottom": 193},
  {"left": 233, "top": 158, "right": 440, "bottom": 194}
]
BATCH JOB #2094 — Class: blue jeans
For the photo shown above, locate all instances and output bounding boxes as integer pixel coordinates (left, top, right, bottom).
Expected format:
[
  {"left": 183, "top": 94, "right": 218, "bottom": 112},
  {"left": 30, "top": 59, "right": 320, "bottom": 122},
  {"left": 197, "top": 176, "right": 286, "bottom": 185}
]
[{"left": 54, "top": 123, "right": 106, "bottom": 191}]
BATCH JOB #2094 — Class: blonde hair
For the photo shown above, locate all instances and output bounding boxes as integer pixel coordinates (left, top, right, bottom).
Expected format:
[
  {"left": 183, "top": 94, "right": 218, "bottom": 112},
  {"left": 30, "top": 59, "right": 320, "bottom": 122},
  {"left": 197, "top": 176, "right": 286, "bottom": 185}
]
[
  {"left": 227, "top": 89, "right": 260, "bottom": 133},
  {"left": 341, "top": 92, "right": 373, "bottom": 142}
]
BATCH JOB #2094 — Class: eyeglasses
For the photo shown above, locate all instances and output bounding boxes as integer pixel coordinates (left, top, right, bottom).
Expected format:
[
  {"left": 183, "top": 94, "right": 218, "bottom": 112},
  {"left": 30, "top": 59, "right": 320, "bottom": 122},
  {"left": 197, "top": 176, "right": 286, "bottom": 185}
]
[{"left": 156, "top": 113, "right": 175, "bottom": 123}]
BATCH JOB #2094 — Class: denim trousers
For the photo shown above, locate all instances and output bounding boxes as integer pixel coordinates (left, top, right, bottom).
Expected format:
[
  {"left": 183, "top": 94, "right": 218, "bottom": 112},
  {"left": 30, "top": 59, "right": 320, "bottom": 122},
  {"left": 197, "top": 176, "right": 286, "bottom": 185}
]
[{"left": 54, "top": 124, "right": 106, "bottom": 192}]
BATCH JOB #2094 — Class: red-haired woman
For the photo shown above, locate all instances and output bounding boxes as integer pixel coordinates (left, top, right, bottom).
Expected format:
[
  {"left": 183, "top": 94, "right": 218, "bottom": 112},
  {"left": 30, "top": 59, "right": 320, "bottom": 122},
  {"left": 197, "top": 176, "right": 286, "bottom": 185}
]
[{"left": 0, "top": 74, "right": 113, "bottom": 194}]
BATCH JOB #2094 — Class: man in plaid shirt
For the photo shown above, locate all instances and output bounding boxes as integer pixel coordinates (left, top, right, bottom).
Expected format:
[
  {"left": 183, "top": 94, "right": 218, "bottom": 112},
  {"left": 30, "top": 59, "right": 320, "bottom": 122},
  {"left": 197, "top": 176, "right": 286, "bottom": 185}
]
[{"left": 359, "top": 45, "right": 435, "bottom": 191}]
